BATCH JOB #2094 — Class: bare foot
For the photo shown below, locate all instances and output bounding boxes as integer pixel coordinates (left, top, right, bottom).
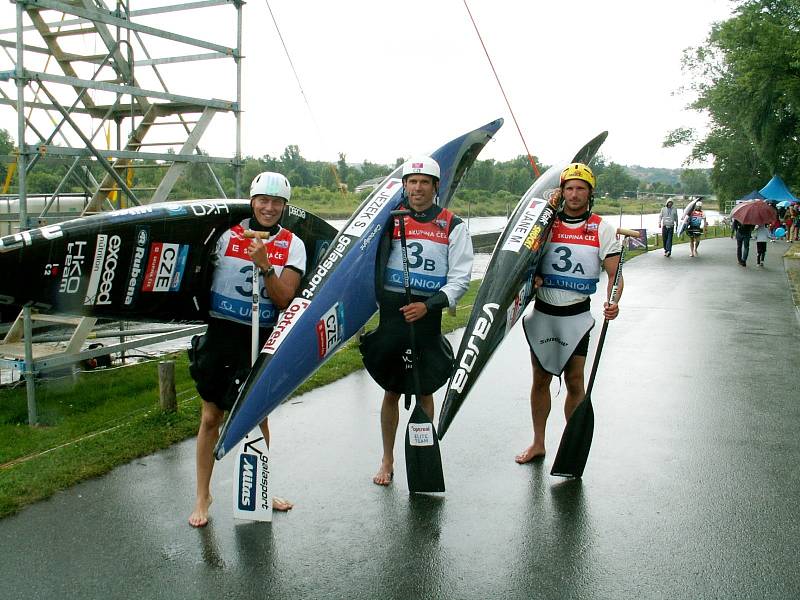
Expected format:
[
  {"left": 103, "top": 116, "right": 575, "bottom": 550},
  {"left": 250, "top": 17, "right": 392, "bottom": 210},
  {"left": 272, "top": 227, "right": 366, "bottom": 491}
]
[
  {"left": 372, "top": 462, "right": 394, "bottom": 486},
  {"left": 189, "top": 495, "right": 213, "bottom": 527},
  {"left": 273, "top": 496, "right": 294, "bottom": 511},
  {"left": 515, "top": 445, "right": 545, "bottom": 464}
]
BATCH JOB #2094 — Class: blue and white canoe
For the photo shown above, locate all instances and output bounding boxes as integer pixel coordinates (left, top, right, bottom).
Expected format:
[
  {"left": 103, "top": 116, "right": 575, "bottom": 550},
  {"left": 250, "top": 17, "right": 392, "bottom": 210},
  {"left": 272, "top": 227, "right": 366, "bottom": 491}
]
[
  {"left": 215, "top": 118, "right": 504, "bottom": 458},
  {"left": 437, "top": 132, "right": 608, "bottom": 439}
]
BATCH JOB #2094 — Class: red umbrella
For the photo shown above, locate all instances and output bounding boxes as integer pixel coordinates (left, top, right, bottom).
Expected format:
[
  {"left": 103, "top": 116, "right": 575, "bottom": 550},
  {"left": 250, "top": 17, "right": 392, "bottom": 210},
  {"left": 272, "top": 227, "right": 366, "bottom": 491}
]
[{"left": 730, "top": 200, "right": 777, "bottom": 225}]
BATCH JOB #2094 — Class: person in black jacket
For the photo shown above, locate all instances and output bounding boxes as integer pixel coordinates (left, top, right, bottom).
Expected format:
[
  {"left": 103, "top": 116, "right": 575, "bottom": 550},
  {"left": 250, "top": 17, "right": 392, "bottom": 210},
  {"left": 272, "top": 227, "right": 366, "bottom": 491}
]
[{"left": 732, "top": 218, "right": 755, "bottom": 267}]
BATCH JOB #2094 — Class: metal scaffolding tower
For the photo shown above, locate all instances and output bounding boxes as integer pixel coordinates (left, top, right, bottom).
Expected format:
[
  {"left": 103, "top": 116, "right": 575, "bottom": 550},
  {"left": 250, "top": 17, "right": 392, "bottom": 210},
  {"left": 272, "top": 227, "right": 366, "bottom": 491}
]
[{"left": 0, "top": 0, "right": 244, "bottom": 423}]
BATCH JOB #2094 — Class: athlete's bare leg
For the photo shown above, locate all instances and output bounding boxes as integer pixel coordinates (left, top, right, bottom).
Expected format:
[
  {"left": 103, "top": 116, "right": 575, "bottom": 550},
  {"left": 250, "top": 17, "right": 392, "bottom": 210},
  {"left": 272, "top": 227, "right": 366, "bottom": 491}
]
[
  {"left": 563, "top": 355, "right": 587, "bottom": 420},
  {"left": 516, "top": 353, "right": 587, "bottom": 464},
  {"left": 374, "top": 390, "right": 400, "bottom": 485},
  {"left": 372, "top": 391, "right": 435, "bottom": 484},
  {"left": 189, "top": 400, "right": 224, "bottom": 527},
  {"left": 516, "top": 354, "right": 552, "bottom": 463},
  {"left": 258, "top": 418, "right": 293, "bottom": 511}
]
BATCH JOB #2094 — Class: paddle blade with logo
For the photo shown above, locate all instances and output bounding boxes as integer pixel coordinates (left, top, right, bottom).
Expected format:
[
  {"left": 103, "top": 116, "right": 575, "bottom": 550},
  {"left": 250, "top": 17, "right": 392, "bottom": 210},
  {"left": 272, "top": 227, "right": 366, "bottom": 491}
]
[
  {"left": 232, "top": 429, "right": 272, "bottom": 522},
  {"left": 405, "top": 403, "right": 445, "bottom": 493}
]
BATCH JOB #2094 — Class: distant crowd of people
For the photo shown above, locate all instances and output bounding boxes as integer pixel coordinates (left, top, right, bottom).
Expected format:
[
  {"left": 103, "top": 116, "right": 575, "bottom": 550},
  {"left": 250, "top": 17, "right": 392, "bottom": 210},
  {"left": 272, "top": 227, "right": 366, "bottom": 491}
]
[
  {"left": 777, "top": 203, "right": 800, "bottom": 242},
  {"left": 657, "top": 198, "right": 799, "bottom": 268},
  {"left": 730, "top": 203, "right": 798, "bottom": 268}
]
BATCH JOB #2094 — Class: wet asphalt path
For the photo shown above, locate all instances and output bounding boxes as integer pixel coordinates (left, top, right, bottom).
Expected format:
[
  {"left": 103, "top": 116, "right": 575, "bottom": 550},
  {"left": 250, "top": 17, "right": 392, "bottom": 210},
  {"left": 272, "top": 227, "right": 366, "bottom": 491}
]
[{"left": 1, "top": 237, "right": 799, "bottom": 599}]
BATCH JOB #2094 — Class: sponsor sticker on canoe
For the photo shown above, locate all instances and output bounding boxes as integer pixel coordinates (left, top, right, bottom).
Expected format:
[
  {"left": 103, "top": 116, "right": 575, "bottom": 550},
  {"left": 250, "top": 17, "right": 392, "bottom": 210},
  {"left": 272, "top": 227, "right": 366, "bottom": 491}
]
[
  {"left": 107, "top": 205, "right": 154, "bottom": 219},
  {"left": 287, "top": 205, "right": 306, "bottom": 219},
  {"left": 0, "top": 224, "right": 63, "bottom": 253},
  {"left": 59, "top": 240, "right": 89, "bottom": 295},
  {"left": 233, "top": 432, "right": 272, "bottom": 521},
  {"left": 408, "top": 422, "right": 434, "bottom": 447},
  {"left": 188, "top": 201, "right": 229, "bottom": 217},
  {"left": 262, "top": 297, "right": 310, "bottom": 354},
  {"left": 343, "top": 178, "right": 401, "bottom": 237},
  {"left": 315, "top": 302, "right": 345, "bottom": 358},
  {"left": 141, "top": 242, "right": 188, "bottom": 292},
  {"left": 301, "top": 235, "right": 351, "bottom": 300},
  {"left": 449, "top": 302, "right": 499, "bottom": 395},
  {"left": 502, "top": 198, "right": 546, "bottom": 253},
  {"left": 84, "top": 233, "right": 122, "bottom": 306},
  {"left": 43, "top": 262, "right": 61, "bottom": 278},
  {"left": 237, "top": 453, "right": 258, "bottom": 511},
  {"left": 505, "top": 278, "right": 532, "bottom": 333},
  {"left": 124, "top": 228, "right": 150, "bottom": 306}
]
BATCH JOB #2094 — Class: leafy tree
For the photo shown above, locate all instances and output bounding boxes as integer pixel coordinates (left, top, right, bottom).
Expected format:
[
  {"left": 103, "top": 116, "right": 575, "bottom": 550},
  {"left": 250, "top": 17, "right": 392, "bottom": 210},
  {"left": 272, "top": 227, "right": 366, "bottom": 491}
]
[
  {"left": 597, "top": 162, "right": 638, "bottom": 197},
  {"left": 358, "top": 160, "right": 390, "bottom": 182},
  {"left": 667, "top": 0, "right": 800, "bottom": 201},
  {"left": 506, "top": 167, "right": 531, "bottom": 196},
  {"left": 319, "top": 163, "right": 338, "bottom": 191},
  {"left": 462, "top": 159, "right": 496, "bottom": 190},
  {"left": 0, "top": 128, "right": 14, "bottom": 183},
  {"left": 680, "top": 169, "right": 712, "bottom": 195}
]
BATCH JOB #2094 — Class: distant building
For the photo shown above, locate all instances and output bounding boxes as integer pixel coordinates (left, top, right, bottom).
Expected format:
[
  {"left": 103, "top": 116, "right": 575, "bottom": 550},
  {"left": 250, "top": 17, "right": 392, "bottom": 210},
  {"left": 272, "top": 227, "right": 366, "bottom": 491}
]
[{"left": 354, "top": 176, "right": 386, "bottom": 193}]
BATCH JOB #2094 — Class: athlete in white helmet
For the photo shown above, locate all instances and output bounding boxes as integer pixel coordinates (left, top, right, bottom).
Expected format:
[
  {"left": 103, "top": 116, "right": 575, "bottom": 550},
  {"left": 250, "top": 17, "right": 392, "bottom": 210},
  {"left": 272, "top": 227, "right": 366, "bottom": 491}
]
[
  {"left": 360, "top": 155, "right": 474, "bottom": 486},
  {"left": 187, "top": 171, "right": 306, "bottom": 526}
]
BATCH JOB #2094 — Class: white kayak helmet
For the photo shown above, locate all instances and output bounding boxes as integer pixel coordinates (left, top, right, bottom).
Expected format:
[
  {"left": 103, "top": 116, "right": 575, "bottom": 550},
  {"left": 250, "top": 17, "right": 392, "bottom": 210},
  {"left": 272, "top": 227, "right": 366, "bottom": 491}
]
[
  {"left": 402, "top": 155, "right": 440, "bottom": 181},
  {"left": 250, "top": 171, "right": 291, "bottom": 201}
]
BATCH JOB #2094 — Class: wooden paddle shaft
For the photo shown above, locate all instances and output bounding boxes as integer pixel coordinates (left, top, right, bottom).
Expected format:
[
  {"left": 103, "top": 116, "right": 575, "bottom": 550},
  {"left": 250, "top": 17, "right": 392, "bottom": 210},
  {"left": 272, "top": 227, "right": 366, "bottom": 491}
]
[
  {"left": 616, "top": 227, "right": 640, "bottom": 238},
  {"left": 242, "top": 230, "right": 266, "bottom": 362},
  {"left": 243, "top": 229, "right": 269, "bottom": 239}
]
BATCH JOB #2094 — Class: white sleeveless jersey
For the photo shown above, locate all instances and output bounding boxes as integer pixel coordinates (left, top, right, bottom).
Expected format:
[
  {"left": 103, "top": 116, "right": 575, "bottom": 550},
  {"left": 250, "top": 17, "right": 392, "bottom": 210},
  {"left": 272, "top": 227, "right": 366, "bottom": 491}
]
[
  {"left": 383, "top": 210, "right": 454, "bottom": 297},
  {"left": 537, "top": 214, "right": 620, "bottom": 306},
  {"left": 209, "top": 220, "right": 306, "bottom": 326}
]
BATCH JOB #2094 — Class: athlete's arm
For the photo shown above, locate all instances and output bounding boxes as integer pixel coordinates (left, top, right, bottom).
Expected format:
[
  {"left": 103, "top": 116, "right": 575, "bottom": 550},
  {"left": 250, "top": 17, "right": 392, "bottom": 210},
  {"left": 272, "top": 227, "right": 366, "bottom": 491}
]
[
  {"left": 265, "top": 268, "right": 302, "bottom": 310},
  {"left": 438, "top": 221, "right": 473, "bottom": 307},
  {"left": 248, "top": 236, "right": 306, "bottom": 310},
  {"left": 601, "top": 254, "right": 622, "bottom": 320}
]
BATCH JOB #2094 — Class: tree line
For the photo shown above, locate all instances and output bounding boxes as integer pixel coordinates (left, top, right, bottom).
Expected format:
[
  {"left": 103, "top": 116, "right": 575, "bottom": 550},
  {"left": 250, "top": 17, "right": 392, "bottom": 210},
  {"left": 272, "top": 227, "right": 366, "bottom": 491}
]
[
  {"left": 1, "top": 130, "right": 710, "bottom": 206},
  {"left": 665, "top": 0, "right": 800, "bottom": 202}
]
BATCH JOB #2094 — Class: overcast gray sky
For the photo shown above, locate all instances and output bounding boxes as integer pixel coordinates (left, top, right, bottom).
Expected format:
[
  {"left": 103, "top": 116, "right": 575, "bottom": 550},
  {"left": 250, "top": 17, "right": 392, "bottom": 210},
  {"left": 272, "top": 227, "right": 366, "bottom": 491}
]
[{"left": 0, "top": 0, "right": 735, "bottom": 169}]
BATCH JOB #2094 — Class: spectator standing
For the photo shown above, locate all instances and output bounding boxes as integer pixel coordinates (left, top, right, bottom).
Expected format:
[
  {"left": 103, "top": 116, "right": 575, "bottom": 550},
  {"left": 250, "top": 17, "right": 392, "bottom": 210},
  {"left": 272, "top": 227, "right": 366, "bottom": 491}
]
[
  {"left": 755, "top": 223, "right": 770, "bottom": 266},
  {"left": 732, "top": 218, "right": 755, "bottom": 267},
  {"left": 658, "top": 199, "right": 678, "bottom": 257}
]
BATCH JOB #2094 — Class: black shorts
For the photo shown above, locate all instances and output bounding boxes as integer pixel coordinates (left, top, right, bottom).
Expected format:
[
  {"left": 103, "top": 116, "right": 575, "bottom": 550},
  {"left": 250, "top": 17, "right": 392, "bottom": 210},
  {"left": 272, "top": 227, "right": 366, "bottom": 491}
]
[
  {"left": 188, "top": 318, "right": 270, "bottom": 411},
  {"left": 574, "top": 329, "right": 591, "bottom": 357},
  {"left": 359, "top": 291, "right": 453, "bottom": 395}
]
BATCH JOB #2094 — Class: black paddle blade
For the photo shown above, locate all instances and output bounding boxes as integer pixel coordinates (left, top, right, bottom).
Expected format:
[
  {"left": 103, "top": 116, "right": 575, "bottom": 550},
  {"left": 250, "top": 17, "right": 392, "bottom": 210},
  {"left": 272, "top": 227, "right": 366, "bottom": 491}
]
[
  {"left": 404, "top": 403, "right": 445, "bottom": 493},
  {"left": 550, "top": 395, "right": 595, "bottom": 478}
]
